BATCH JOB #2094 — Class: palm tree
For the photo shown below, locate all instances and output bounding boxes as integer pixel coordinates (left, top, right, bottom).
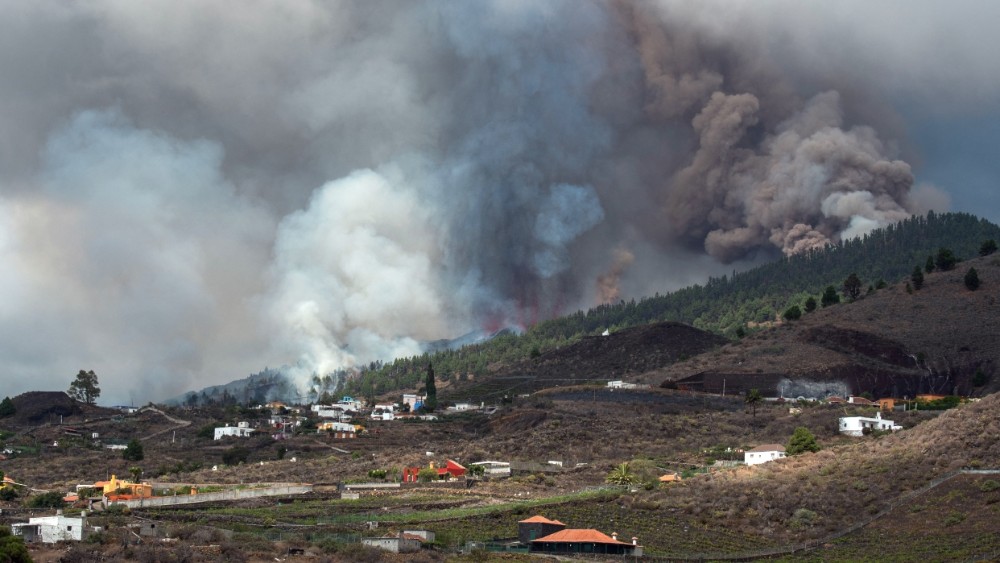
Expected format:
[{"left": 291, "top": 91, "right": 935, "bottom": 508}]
[
  {"left": 745, "top": 388, "right": 763, "bottom": 430},
  {"left": 605, "top": 462, "right": 636, "bottom": 486}
]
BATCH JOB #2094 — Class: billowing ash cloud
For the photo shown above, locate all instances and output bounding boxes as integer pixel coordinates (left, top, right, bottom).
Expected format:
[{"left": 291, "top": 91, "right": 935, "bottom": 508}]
[
  {"left": 667, "top": 90, "right": 914, "bottom": 261},
  {"left": 0, "top": 0, "right": 985, "bottom": 402}
]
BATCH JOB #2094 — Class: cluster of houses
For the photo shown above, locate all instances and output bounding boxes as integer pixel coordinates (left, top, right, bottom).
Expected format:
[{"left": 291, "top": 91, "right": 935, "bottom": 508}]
[{"left": 212, "top": 394, "right": 498, "bottom": 442}]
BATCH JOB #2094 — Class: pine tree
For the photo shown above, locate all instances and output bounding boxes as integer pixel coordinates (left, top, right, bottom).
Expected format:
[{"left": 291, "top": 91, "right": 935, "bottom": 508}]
[
  {"left": 843, "top": 273, "right": 862, "bottom": 301},
  {"left": 68, "top": 370, "right": 101, "bottom": 404},
  {"left": 964, "top": 267, "right": 981, "bottom": 290},
  {"left": 783, "top": 305, "right": 802, "bottom": 321},
  {"left": 935, "top": 247, "right": 957, "bottom": 271},
  {"left": 803, "top": 296, "right": 817, "bottom": 313},
  {"left": 0, "top": 397, "right": 14, "bottom": 418},
  {"left": 925, "top": 255, "right": 936, "bottom": 273},
  {"left": 424, "top": 363, "right": 437, "bottom": 412},
  {"left": 980, "top": 239, "right": 998, "bottom": 256},
  {"left": 123, "top": 439, "right": 144, "bottom": 462},
  {"left": 911, "top": 266, "right": 924, "bottom": 290},
  {"left": 821, "top": 286, "right": 840, "bottom": 307},
  {"left": 787, "top": 427, "right": 820, "bottom": 455}
]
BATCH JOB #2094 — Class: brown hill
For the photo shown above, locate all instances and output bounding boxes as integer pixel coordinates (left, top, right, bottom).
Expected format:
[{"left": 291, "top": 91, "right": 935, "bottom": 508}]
[
  {"left": 654, "top": 254, "right": 1000, "bottom": 399},
  {"left": 444, "top": 321, "right": 727, "bottom": 400},
  {"left": 634, "top": 390, "right": 1000, "bottom": 551},
  {"left": 8, "top": 391, "right": 80, "bottom": 423}
]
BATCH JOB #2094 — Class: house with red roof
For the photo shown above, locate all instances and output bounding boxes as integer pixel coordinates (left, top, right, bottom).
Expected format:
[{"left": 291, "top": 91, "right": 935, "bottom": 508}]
[
  {"left": 518, "top": 515, "right": 566, "bottom": 544},
  {"left": 531, "top": 528, "right": 642, "bottom": 556},
  {"left": 402, "top": 459, "right": 467, "bottom": 482},
  {"left": 517, "top": 515, "right": 642, "bottom": 556}
]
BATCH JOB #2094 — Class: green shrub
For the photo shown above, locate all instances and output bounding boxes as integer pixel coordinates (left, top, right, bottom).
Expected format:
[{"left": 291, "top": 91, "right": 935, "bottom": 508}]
[
  {"left": 0, "top": 524, "right": 30, "bottom": 563},
  {"left": 979, "top": 480, "right": 1000, "bottom": 493},
  {"left": 943, "top": 511, "right": 966, "bottom": 526},
  {"left": 222, "top": 446, "right": 250, "bottom": 466},
  {"left": 789, "top": 508, "right": 818, "bottom": 529},
  {"left": 27, "top": 491, "right": 66, "bottom": 508}
]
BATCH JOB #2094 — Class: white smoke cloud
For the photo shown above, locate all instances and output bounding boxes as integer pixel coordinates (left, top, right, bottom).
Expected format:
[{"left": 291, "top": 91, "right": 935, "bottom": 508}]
[
  {"left": 263, "top": 168, "right": 445, "bottom": 384},
  {"left": 0, "top": 109, "right": 273, "bottom": 402}
]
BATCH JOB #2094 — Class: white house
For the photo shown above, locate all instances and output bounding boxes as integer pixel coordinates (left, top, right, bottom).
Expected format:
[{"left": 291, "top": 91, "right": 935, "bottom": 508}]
[
  {"left": 469, "top": 461, "right": 511, "bottom": 477},
  {"left": 607, "top": 380, "right": 649, "bottom": 390},
  {"left": 318, "top": 421, "right": 357, "bottom": 433},
  {"left": 361, "top": 531, "right": 424, "bottom": 553},
  {"left": 12, "top": 513, "right": 97, "bottom": 543},
  {"left": 338, "top": 397, "right": 365, "bottom": 411},
  {"left": 314, "top": 406, "right": 350, "bottom": 420},
  {"left": 214, "top": 421, "right": 255, "bottom": 440},
  {"left": 839, "top": 412, "right": 902, "bottom": 437},
  {"left": 745, "top": 444, "right": 786, "bottom": 465}
]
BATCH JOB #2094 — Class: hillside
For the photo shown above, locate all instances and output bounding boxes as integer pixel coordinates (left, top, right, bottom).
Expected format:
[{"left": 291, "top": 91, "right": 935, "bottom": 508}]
[
  {"left": 338, "top": 212, "right": 1000, "bottom": 400},
  {"left": 443, "top": 321, "right": 727, "bottom": 401},
  {"left": 651, "top": 253, "right": 1000, "bottom": 399}
]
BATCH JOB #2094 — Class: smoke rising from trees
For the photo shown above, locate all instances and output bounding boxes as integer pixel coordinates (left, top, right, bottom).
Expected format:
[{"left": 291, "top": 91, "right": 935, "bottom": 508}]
[{"left": 0, "top": 0, "right": 986, "bottom": 401}]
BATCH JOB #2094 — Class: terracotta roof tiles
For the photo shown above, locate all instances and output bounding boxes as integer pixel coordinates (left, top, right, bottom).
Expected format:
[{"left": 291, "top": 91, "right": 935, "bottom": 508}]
[
  {"left": 533, "top": 529, "right": 626, "bottom": 544},
  {"left": 519, "top": 515, "right": 566, "bottom": 526}
]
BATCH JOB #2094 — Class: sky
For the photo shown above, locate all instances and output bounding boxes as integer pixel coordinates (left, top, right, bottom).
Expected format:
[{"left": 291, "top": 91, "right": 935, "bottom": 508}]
[{"left": 0, "top": 0, "right": 998, "bottom": 405}]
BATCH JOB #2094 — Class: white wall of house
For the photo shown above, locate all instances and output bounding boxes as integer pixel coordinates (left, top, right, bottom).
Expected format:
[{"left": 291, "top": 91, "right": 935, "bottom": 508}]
[
  {"left": 214, "top": 425, "right": 255, "bottom": 440},
  {"left": 839, "top": 412, "right": 902, "bottom": 437},
  {"left": 362, "top": 537, "right": 421, "bottom": 553},
  {"left": 470, "top": 461, "right": 511, "bottom": 476},
  {"left": 12, "top": 515, "right": 86, "bottom": 543},
  {"left": 745, "top": 450, "right": 786, "bottom": 466}
]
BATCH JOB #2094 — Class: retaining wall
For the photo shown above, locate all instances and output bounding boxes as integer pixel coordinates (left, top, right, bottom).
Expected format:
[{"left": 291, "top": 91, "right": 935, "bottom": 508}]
[{"left": 112, "top": 485, "right": 312, "bottom": 508}]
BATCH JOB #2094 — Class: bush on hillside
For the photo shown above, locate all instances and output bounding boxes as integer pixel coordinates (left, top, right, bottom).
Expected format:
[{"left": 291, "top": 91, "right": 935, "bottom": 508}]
[
  {"left": 782, "top": 306, "right": 801, "bottom": 321},
  {"left": 964, "top": 267, "right": 980, "bottom": 290},
  {"left": 980, "top": 239, "right": 997, "bottom": 256},
  {"left": 787, "top": 427, "right": 820, "bottom": 455},
  {"left": 911, "top": 266, "right": 924, "bottom": 290},
  {"left": 935, "top": 247, "right": 957, "bottom": 271},
  {"left": 222, "top": 446, "right": 250, "bottom": 466},
  {"left": 27, "top": 491, "right": 65, "bottom": 508}
]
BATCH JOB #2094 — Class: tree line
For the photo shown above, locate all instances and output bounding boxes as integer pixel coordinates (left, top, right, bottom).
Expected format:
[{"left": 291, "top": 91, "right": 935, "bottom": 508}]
[{"left": 338, "top": 212, "right": 1000, "bottom": 399}]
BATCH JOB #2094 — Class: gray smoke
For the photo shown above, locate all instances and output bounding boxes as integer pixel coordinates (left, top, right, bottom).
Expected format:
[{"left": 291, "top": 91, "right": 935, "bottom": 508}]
[{"left": 0, "top": 0, "right": 981, "bottom": 402}]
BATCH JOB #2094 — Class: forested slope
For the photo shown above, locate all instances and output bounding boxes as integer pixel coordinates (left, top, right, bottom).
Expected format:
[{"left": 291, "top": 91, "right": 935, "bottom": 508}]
[{"left": 339, "top": 212, "right": 1000, "bottom": 398}]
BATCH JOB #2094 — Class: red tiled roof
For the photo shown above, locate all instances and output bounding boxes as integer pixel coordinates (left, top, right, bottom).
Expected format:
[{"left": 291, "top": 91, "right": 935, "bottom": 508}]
[
  {"left": 747, "top": 444, "right": 786, "bottom": 453},
  {"left": 519, "top": 515, "right": 566, "bottom": 526},
  {"left": 533, "top": 529, "right": 626, "bottom": 544}
]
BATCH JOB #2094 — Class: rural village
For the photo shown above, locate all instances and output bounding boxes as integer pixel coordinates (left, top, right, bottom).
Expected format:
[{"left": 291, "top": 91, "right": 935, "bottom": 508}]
[{"left": 2, "top": 354, "right": 995, "bottom": 562}]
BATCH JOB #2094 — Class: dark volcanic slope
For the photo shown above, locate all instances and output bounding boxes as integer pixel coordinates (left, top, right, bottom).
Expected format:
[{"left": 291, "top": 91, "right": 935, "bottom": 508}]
[
  {"left": 659, "top": 255, "right": 1000, "bottom": 398},
  {"left": 446, "top": 321, "right": 726, "bottom": 400},
  {"left": 6, "top": 391, "right": 119, "bottom": 426}
]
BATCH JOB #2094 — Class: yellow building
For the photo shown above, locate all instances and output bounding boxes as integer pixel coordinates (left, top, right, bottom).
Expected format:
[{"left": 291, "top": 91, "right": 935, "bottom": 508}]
[{"left": 94, "top": 475, "right": 152, "bottom": 498}]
